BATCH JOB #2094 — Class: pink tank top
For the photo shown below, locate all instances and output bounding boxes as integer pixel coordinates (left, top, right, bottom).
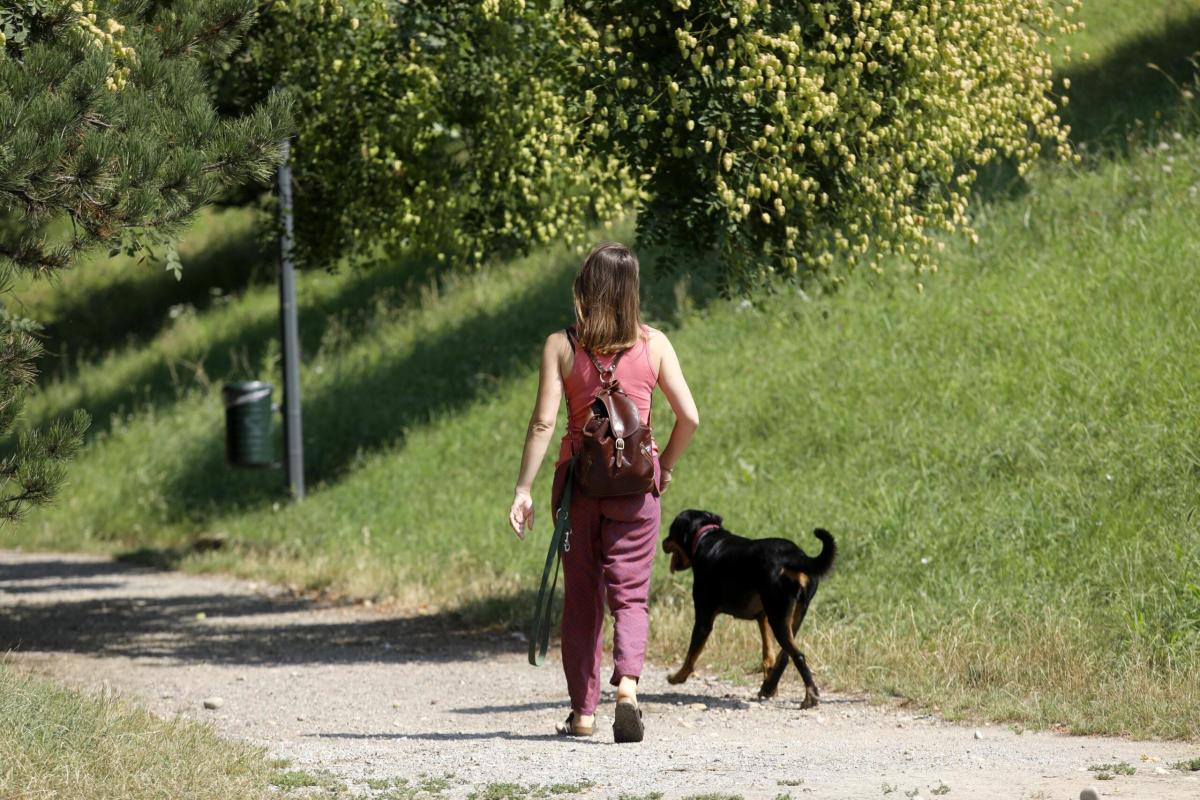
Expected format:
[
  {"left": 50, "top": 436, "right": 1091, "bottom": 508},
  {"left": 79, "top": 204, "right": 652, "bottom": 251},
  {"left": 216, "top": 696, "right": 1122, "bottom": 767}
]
[{"left": 557, "top": 325, "right": 658, "bottom": 466}]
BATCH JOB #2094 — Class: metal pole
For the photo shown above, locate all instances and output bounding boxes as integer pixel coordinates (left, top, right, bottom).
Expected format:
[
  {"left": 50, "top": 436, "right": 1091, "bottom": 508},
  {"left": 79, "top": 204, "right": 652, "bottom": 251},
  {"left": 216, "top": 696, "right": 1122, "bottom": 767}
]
[{"left": 277, "top": 138, "right": 305, "bottom": 501}]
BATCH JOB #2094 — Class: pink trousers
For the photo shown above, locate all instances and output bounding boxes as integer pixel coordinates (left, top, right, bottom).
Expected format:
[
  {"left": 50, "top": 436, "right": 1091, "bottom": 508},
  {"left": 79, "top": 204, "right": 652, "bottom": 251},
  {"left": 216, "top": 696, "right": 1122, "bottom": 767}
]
[{"left": 552, "top": 460, "right": 661, "bottom": 716}]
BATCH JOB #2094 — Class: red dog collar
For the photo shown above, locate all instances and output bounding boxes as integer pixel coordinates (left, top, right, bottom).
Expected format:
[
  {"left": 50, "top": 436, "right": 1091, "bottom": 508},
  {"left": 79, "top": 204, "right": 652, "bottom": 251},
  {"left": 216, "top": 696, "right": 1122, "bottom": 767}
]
[{"left": 691, "top": 523, "right": 721, "bottom": 556}]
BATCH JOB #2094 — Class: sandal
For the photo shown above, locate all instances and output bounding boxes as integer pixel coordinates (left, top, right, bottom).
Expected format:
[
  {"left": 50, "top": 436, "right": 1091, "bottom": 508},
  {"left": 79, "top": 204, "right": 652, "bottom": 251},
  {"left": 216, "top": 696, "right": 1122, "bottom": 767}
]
[
  {"left": 555, "top": 712, "right": 594, "bottom": 737},
  {"left": 612, "top": 700, "right": 644, "bottom": 743}
]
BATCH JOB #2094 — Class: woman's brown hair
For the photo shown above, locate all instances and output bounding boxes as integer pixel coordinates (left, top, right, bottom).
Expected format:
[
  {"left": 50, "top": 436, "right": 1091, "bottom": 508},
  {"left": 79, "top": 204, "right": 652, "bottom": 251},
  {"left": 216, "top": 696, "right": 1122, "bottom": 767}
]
[{"left": 573, "top": 242, "right": 643, "bottom": 354}]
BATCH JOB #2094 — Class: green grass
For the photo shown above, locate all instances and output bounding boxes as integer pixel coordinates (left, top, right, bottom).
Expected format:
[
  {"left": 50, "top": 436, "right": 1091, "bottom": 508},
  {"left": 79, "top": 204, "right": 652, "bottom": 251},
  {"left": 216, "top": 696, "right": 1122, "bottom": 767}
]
[
  {"left": 1088, "top": 761, "right": 1137, "bottom": 781},
  {"left": 272, "top": 769, "right": 346, "bottom": 791},
  {"left": 3, "top": 0, "right": 1200, "bottom": 742},
  {"left": 0, "top": 663, "right": 272, "bottom": 800},
  {"left": 465, "top": 782, "right": 594, "bottom": 800},
  {"left": 276, "top": 773, "right": 459, "bottom": 800}
]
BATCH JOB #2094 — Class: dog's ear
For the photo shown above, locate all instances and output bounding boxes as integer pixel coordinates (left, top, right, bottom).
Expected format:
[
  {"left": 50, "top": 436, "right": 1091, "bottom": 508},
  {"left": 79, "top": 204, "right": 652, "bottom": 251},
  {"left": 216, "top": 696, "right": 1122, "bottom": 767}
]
[
  {"left": 708, "top": 512, "right": 723, "bottom": 528},
  {"left": 668, "top": 510, "right": 697, "bottom": 541}
]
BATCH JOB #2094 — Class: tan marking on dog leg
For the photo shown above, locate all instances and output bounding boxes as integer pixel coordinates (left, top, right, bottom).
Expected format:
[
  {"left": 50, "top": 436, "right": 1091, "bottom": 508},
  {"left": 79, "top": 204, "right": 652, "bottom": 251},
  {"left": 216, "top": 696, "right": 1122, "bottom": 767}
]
[
  {"left": 669, "top": 635, "right": 710, "bottom": 685},
  {"left": 757, "top": 615, "right": 775, "bottom": 676},
  {"left": 780, "top": 567, "right": 810, "bottom": 588},
  {"left": 776, "top": 603, "right": 820, "bottom": 708},
  {"left": 668, "top": 650, "right": 701, "bottom": 685}
]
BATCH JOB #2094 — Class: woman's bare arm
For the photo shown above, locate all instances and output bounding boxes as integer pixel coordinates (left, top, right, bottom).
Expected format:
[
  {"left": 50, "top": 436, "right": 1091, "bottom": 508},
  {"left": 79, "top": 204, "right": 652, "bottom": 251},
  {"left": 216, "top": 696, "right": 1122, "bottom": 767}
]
[
  {"left": 509, "top": 332, "right": 567, "bottom": 537},
  {"left": 652, "top": 332, "right": 699, "bottom": 489}
]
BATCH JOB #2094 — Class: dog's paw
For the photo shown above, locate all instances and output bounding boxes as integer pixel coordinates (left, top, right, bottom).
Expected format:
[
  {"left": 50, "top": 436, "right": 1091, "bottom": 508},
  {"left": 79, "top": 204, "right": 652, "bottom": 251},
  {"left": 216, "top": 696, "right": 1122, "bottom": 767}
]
[
  {"left": 757, "top": 682, "right": 779, "bottom": 699},
  {"left": 800, "top": 688, "right": 819, "bottom": 709},
  {"left": 667, "top": 669, "right": 690, "bottom": 685},
  {"left": 760, "top": 657, "right": 775, "bottom": 677}
]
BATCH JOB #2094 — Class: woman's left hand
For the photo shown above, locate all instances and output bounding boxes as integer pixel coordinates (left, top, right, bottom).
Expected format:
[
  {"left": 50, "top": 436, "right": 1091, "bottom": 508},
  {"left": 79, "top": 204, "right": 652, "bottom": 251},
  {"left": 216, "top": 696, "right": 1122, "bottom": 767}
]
[{"left": 509, "top": 489, "right": 534, "bottom": 539}]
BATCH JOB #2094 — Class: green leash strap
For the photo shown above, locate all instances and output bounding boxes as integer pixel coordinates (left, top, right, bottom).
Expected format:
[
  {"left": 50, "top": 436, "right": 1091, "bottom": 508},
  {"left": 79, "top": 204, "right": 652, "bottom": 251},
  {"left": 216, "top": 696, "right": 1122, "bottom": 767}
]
[{"left": 529, "top": 460, "right": 574, "bottom": 667}]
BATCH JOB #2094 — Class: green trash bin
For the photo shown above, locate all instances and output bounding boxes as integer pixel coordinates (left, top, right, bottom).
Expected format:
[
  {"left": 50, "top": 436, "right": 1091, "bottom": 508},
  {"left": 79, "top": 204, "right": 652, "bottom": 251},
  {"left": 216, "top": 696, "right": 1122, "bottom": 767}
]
[{"left": 223, "top": 381, "right": 275, "bottom": 468}]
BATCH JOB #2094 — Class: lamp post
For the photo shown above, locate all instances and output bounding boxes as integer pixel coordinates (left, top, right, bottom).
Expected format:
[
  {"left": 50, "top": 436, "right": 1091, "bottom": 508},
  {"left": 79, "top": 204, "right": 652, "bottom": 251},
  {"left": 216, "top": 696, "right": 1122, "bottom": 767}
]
[{"left": 276, "top": 138, "right": 305, "bottom": 501}]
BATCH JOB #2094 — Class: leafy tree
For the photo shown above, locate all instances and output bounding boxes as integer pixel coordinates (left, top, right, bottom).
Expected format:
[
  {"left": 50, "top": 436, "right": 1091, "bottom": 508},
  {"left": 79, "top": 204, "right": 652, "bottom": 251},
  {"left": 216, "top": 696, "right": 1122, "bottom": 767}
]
[
  {"left": 565, "top": 0, "right": 1080, "bottom": 286},
  {"left": 0, "top": 0, "right": 291, "bottom": 520},
  {"left": 225, "top": 0, "right": 637, "bottom": 272},
  {"left": 231, "top": 0, "right": 1079, "bottom": 289}
]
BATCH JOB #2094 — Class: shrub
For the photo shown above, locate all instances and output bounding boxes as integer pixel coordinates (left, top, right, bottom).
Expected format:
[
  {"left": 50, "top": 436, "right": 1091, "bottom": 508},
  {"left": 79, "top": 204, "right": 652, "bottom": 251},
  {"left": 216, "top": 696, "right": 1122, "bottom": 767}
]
[
  {"left": 231, "top": 0, "right": 637, "bottom": 272},
  {"left": 566, "top": 0, "right": 1081, "bottom": 286}
]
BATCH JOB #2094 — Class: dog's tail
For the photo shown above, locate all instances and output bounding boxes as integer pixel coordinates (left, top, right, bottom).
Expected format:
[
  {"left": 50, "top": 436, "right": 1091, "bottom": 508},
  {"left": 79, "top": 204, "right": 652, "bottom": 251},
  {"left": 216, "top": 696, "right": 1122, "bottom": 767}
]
[
  {"left": 782, "top": 529, "right": 837, "bottom": 585},
  {"left": 807, "top": 528, "right": 837, "bottom": 577}
]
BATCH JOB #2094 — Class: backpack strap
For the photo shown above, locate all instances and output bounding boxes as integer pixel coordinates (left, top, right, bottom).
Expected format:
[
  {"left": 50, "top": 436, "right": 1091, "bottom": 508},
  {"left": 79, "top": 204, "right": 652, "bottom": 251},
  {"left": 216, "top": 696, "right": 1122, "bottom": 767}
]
[{"left": 566, "top": 326, "right": 627, "bottom": 386}]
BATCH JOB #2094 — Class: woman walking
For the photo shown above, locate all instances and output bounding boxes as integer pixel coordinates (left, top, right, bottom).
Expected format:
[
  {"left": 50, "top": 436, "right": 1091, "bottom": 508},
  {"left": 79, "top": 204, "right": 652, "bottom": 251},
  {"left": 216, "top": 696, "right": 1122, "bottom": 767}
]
[{"left": 508, "top": 242, "right": 699, "bottom": 743}]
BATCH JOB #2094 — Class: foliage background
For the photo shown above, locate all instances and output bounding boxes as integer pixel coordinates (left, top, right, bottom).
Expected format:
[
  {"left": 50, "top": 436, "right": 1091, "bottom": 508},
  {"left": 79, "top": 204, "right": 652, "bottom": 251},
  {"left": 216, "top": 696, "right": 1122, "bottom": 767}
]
[{"left": 3, "top": 0, "right": 1200, "bottom": 742}]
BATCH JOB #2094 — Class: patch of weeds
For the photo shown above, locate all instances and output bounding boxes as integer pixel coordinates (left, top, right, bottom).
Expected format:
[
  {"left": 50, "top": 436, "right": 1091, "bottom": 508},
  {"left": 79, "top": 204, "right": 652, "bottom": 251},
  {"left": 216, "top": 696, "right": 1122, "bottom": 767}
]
[
  {"left": 680, "top": 795, "right": 744, "bottom": 800},
  {"left": 1089, "top": 761, "right": 1136, "bottom": 780},
  {"left": 1173, "top": 757, "right": 1200, "bottom": 772},
  {"left": 904, "top": 790, "right": 920, "bottom": 799},
  {"left": 369, "top": 774, "right": 455, "bottom": 800},
  {"left": 545, "top": 780, "right": 596, "bottom": 795},
  {"left": 774, "top": 794, "right": 793, "bottom": 800},
  {"left": 269, "top": 758, "right": 294, "bottom": 770},
  {"left": 930, "top": 781, "right": 951, "bottom": 796},
  {"left": 881, "top": 784, "right": 897, "bottom": 796},
  {"left": 420, "top": 776, "right": 455, "bottom": 794},
  {"left": 466, "top": 780, "right": 596, "bottom": 800},
  {"left": 469, "top": 785, "right": 530, "bottom": 800},
  {"left": 617, "top": 794, "right": 664, "bottom": 800},
  {"left": 777, "top": 779, "right": 804, "bottom": 787},
  {"left": 272, "top": 769, "right": 345, "bottom": 792}
]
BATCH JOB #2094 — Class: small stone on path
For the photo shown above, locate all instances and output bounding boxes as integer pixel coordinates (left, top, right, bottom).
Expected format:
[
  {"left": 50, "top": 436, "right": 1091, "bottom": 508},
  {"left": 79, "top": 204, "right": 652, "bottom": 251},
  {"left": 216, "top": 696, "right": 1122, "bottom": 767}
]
[
  {"left": 202, "top": 696, "right": 224, "bottom": 710},
  {"left": 974, "top": 729, "right": 984, "bottom": 740}
]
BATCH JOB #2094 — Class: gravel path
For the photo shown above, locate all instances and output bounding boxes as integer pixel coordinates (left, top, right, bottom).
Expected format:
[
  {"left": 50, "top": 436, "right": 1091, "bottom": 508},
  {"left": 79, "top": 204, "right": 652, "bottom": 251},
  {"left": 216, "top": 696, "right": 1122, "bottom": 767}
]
[{"left": 1, "top": 550, "right": 1197, "bottom": 800}]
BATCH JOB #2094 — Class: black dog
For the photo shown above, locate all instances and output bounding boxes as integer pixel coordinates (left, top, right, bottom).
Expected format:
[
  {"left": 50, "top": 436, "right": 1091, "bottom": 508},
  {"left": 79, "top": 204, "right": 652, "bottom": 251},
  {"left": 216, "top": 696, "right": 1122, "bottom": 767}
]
[{"left": 662, "top": 509, "right": 836, "bottom": 708}]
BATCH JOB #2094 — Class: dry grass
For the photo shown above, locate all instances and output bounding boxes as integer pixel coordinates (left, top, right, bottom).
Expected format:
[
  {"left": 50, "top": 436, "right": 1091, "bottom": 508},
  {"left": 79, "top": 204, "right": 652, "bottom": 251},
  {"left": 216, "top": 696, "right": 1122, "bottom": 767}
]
[
  {"left": 646, "top": 607, "right": 1200, "bottom": 739},
  {"left": 0, "top": 664, "right": 272, "bottom": 800}
]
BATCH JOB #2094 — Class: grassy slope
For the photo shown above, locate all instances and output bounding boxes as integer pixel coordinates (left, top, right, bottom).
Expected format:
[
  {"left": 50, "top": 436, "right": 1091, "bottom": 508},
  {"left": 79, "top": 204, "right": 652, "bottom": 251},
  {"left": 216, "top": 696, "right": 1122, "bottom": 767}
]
[
  {"left": 0, "top": 664, "right": 272, "bottom": 800},
  {"left": 5, "top": 0, "right": 1200, "bottom": 739}
]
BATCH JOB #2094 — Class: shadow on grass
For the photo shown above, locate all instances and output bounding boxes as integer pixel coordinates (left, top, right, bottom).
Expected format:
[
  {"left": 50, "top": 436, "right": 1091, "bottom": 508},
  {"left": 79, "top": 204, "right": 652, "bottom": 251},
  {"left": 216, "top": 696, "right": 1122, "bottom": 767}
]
[
  {"left": 973, "top": 11, "right": 1200, "bottom": 202},
  {"left": 36, "top": 228, "right": 275, "bottom": 381},
  {"left": 20, "top": 248, "right": 437, "bottom": 445},
  {"left": 1061, "top": 10, "right": 1200, "bottom": 153},
  {"left": 151, "top": 260, "right": 580, "bottom": 519},
  {"left": 153, "top": 243, "right": 724, "bottom": 521}
]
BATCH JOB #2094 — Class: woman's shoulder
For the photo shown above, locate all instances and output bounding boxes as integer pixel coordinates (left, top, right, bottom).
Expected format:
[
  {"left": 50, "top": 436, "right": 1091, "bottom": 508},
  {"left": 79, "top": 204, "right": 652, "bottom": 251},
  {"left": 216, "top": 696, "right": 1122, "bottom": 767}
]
[
  {"left": 641, "top": 324, "right": 666, "bottom": 342},
  {"left": 641, "top": 325, "right": 674, "bottom": 368},
  {"left": 642, "top": 324, "right": 670, "bottom": 349},
  {"left": 544, "top": 329, "right": 573, "bottom": 357}
]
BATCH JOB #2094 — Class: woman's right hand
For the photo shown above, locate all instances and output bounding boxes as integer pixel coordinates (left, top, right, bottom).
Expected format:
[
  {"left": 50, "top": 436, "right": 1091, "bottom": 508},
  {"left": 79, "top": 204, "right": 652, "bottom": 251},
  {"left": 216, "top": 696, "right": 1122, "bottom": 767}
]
[
  {"left": 509, "top": 489, "right": 534, "bottom": 539},
  {"left": 660, "top": 466, "right": 673, "bottom": 494}
]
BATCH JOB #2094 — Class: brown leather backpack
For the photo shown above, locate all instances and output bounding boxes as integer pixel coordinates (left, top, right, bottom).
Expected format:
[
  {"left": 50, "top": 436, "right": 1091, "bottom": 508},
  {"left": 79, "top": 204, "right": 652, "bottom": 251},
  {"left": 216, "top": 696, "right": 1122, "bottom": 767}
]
[{"left": 567, "top": 327, "right": 657, "bottom": 498}]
